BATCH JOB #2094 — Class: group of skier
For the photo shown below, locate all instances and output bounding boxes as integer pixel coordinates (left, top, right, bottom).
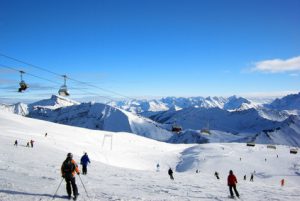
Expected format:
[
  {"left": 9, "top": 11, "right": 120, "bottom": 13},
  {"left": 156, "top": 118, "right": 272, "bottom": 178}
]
[{"left": 14, "top": 139, "right": 34, "bottom": 147}]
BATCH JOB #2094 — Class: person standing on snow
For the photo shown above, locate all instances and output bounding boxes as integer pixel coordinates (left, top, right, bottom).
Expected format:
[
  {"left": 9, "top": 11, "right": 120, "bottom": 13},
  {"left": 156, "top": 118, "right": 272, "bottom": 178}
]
[
  {"left": 61, "top": 153, "right": 80, "bottom": 200},
  {"left": 250, "top": 173, "right": 254, "bottom": 182},
  {"left": 30, "top": 139, "right": 34, "bottom": 148},
  {"left": 80, "top": 152, "right": 90, "bottom": 175},
  {"left": 227, "top": 170, "right": 240, "bottom": 198},
  {"left": 14, "top": 140, "right": 18, "bottom": 146},
  {"left": 168, "top": 168, "right": 174, "bottom": 180}
]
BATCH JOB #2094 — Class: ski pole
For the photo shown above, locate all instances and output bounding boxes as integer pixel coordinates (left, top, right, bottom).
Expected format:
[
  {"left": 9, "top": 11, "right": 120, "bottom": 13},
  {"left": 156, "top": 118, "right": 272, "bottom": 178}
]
[
  {"left": 78, "top": 174, "right": 90, "bottom": 199},
  {"left": 51, "top": 178, "right": 64, "bottom": 200}
]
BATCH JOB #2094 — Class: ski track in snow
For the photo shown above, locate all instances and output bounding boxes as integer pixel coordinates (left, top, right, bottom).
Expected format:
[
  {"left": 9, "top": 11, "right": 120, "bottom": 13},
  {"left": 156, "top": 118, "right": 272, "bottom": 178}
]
[{"left": 0, "top": 111, "right": 300, "bottom": 201}]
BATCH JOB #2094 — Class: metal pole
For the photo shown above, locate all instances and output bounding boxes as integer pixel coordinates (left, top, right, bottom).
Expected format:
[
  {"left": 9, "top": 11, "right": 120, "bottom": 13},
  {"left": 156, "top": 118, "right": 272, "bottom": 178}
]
[
  {"left": 78, "top": 174, "right": 90, "bottom": 200},
  {"left": 51, "top": 178, "right": 64, "bottom": 200}
]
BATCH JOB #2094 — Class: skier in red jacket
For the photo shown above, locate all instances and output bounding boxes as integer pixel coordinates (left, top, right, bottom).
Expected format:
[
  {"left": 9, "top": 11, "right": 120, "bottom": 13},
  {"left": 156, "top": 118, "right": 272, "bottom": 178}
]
[{"left": 227, "top": 170, "right": 240, "bottom": 198}]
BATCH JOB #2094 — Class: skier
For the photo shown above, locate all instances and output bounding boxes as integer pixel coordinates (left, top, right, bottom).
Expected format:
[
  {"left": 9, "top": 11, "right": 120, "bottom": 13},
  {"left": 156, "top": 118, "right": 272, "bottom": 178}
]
[
  {"left": 244, "top": 175, "right": 246, "bottom": 180},
  {"left": 14, "top": 140, "right": 18, "bottom": 146},
  {"left": 156, "top": 163, "right": 160, "bottom": 172},
  {"left": 215, "top": 171, "right": 220, "bottom": 179},
  {"left": 168, "top": 168, "right": 174, "bottom": 180},
  {"left": 250, "top": 173, "right": 254, "bottom": 182},
  {"left": 26, "top": 142, "right": 30, "bottom": 147},
  {"left": 45, "top": 133, "right": 48, "bottom": 137},
  {"left": 61, "top": 153, "right": 80, "bottom": 200},
  {"left": 30, "top": 139, "right": 34, "bottom": 148},
  {"left": 227, "top": 170, "right": 240, "bottom": 198},
  {"left": 281, "top": 179, "right": 285, "bottom": 187},
  {"left": 80, "top": 152, "right": 90, "bottom": 175}
]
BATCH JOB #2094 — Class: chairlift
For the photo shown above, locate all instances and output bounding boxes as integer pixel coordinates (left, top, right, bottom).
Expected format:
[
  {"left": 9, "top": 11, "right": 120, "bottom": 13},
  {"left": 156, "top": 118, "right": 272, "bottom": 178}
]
[
  {"left": 290, "top": 148, "right": 298, "bottom": 154},
  {"left": 247, "top": 142, "right": 255, "bottom": 147},
  {"left": 267, "top": 145, "right": 276, "bottom": 149},
  {"left": 201, "top": 121, "right": 211, "bottom": 135},
  {"left": 18, "top": 71, "right": 28, "bottom": 92},
  {"left": 172, "top": 125, "right": 182, "bottom": 133},
  {"left": 58, "top": 75, "right": 70, "bottom": 96}
]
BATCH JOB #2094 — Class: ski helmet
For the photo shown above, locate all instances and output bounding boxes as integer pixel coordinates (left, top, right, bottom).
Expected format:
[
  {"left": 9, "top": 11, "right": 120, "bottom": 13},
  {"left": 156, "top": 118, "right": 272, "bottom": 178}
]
[{"left": 67, "top": 153, "right": 73, "bottom": 158}]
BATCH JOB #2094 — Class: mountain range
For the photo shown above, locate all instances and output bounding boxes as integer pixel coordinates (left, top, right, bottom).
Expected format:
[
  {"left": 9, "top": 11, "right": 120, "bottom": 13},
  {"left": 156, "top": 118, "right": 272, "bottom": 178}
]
[{"left": 1, "top": 92, "right": 300, "bottom": 146}]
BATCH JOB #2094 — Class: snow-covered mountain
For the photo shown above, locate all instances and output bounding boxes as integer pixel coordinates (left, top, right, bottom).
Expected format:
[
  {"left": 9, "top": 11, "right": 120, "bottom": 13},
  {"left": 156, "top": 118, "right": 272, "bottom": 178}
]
[
  {"left": 151, "top": 107, "right": 282, "bottom": 134},
  {"left": 0, "top": 95, "right": 173, "bottom": 141},
  {"left": 1, "top": 92, "right": 300, "bottom": 146},
  {"left": 266, "top": 92, "right": 300, "bottom": 112},
  {"left": 0, "top": 111, "right": 299, "bottom": 201},
  {"left": 110, "top": 95, "right": 258, "bottom": 114},
  {"left": 255, "top": 115, "right": 300, "bottom": 147}
]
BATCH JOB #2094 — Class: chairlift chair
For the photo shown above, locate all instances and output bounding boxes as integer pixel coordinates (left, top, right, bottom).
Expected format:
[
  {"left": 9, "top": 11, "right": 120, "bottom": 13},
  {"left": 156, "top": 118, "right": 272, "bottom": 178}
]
[
  {"left": 18, "top": 71, "right": 28, "bottom": 92},
  {"left": 172, "top": 125, "right": 182, "bottom": 133},
  {"left": 58, "top": 75, "right": 70, "bottom": 96}
]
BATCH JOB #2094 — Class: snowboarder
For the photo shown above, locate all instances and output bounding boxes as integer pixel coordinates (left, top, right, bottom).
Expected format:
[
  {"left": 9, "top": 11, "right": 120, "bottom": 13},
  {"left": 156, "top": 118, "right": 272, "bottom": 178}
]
[
  {"left": 250, "top": 173, "right": 254, "bottom": 182},
  {"left": 227, "top": 170, "right": 239, "bottom": 198},
  {"left": 14, "top": 140, "right": 18, "bottom": 146},
  {"left": 168, "top": 168, "right": 174, "bottom": 180},
  {"left": 80, "top": 152, "right": 90, "bottom": 175},
  {"left": 61, "top": 153, "right": 80, "bottom": 200},
  {"left": 156, "top": 163, "right": 160, "bottom": 172},
  {"left": 30, "top": 139, "right": 34, "bottom": 148},
  {"left": 244, "top": 175, "right": 246, "bottom": 180},
  {"left": 215, "top": 171, "right": 220, "bottom": 179}
]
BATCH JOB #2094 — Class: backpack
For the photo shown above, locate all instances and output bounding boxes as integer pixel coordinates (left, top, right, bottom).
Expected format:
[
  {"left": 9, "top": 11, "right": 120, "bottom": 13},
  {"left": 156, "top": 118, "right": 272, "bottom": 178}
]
[{"left": 63, "top": 159, "right": 75, "bottom": 179}]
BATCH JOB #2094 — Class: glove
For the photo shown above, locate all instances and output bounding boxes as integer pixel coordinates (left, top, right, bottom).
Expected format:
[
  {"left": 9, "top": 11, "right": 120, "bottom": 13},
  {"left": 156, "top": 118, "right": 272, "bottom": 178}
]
[{"left": 77, "top": 172, "right": 80, "bottom": 175}]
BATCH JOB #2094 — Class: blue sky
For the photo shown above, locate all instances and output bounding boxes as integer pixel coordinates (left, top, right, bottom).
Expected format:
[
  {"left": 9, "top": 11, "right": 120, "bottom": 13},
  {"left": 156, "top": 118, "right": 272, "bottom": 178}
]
[{"left": 0, "top": 0, "right": 300, "bottom": 102}]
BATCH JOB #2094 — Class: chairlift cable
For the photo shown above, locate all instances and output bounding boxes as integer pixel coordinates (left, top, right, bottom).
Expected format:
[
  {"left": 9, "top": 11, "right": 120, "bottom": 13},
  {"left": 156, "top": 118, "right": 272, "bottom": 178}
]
[
  {"left": 0, "top": 64, "right": 116, "bottom": 102},
  {"left": 0, "top": 53, "right": 133, "bottom": 100}
]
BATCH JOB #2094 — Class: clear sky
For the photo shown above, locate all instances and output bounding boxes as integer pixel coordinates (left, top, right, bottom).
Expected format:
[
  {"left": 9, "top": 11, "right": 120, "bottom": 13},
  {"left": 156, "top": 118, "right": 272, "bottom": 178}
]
[{"left": 0, "top": 0, "right": 300, "bottom": 103}]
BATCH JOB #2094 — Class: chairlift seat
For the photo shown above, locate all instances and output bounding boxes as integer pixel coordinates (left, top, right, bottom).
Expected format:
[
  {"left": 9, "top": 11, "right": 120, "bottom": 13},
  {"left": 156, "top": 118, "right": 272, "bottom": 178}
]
[{"left": 58, "top": 85, "right": 70, "bottom": 96}]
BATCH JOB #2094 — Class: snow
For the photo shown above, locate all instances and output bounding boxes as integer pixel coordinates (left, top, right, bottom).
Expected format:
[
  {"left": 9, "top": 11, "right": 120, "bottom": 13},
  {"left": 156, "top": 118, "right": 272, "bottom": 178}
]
[{"left": 1, "top": 111, "right": 300, "bottom": 201}]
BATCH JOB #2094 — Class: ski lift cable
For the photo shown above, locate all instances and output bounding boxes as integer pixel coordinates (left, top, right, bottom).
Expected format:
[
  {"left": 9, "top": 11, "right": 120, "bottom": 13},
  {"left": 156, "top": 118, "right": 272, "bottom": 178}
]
[
  {"left": 0, "top": 64, "right": 61, "bottom": 85},
  {"left": 0, "top": 64, "right": 116, "bottom": 102},
  {"left": 0, "top": 53, "right": 133, "bottom": 100}
]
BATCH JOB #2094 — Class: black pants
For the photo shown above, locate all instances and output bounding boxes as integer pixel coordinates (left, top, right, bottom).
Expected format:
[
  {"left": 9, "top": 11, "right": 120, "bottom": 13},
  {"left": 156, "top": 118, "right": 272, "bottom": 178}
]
[
  {"left": 229, "top": 185, "right": 239, "bottom": 197},
  {"left": 65, "top": 177, "right": 78, "bottom": 197},
  {"left": 169, "top": 174, "right": 174, "bottom": 180},
  {"left": 82, "top": 165, "right": 87, "bottom": 175}
]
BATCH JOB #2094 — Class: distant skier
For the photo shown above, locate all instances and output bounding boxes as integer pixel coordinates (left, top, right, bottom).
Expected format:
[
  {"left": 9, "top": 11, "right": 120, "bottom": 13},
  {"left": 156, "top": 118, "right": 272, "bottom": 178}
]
[
  {"left": 227, "top": 170, "right": 239, "bottom": 198},
  {"left": 244, "top": 175, "right": 246, "bottom": 180},
  {"left": 250, "top": 173, "right": 254, "bottom": 182},
  {"left": 281, "top": 179, "right": 285, "bottom": 187},
  {"left": 80, "top": 152, "right": 90, "bottom": 175},
  {"left": 30, "top": 139, "right": 34, "bottom": 148},
  {"left": 168, "top": 168, "right": 174, "bottom": 180},
  {"left": 45, "top": 133, "right": 48, "bottom": 137},
  {"left": 215, "top": 171, "right": 220, "bottom": 179},
  {"left": 61, "top": 153, "right": 80, "bottom": 200},
  {"left": 156, "top": 163, "right": 160, "bottom": 172},
  {"left": 26, "top": 142, "right": 30, "bottom": 147},
  {"left": 14, "top": 140, "right": 18, "bottom": 146},
  {"left": 196, "top": 169, "right": 199, "bottom": 173}
]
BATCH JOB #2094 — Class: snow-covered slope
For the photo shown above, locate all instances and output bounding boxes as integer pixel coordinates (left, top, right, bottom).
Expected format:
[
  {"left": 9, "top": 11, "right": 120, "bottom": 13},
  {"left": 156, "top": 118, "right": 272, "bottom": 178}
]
[{"left": 0, "top": 111, "right": 299, "bottom": 201}]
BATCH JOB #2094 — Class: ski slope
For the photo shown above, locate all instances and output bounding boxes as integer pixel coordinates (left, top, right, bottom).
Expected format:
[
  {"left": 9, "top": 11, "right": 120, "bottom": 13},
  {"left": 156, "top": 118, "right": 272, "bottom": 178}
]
[{"left": 0, "top": 111, "right": 300, "bottom": 201}]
